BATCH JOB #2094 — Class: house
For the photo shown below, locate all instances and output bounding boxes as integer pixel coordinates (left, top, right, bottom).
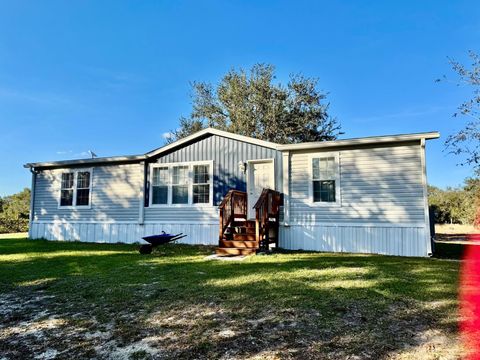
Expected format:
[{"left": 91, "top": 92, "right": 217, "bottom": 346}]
[{"left": 24, "top": 128, "right": 439, "bottom": 257}]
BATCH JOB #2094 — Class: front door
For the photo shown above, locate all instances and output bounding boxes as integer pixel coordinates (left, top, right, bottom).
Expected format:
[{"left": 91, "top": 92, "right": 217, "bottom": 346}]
[{"left": 247, "top": 160, "right": 274, "bottom": 219}]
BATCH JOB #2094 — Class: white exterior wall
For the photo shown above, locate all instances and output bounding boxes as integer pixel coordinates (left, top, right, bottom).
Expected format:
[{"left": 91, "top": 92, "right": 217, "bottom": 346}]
[
  {"left": 279, "top": 224, "right": 427, "bottom": 257},
  {"left": 28, "top": 137, "right": 433, "bottom": 256},
  {"left": 280, "top": 141, "right": 431, "bottom": 257},
  {"left": 30, "top": 221, "right": 218, "bottom": 245},
  {"left": 33, "top": 163, "right": 143, "bottom": 222}
]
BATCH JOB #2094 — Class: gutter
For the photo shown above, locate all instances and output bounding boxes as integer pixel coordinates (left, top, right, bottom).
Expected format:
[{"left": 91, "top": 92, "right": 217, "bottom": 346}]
[
  {"left": 24, "top": 155, "right": 148, "bottom": 170},
  {"left": 278, "top": 131, "right": 440, "bottom": 151}
]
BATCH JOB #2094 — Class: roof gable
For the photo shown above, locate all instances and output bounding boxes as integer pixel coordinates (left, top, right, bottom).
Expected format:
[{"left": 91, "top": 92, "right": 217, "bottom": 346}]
[{"left": 144, "top": 128, "right": 279, "bottom": 158}]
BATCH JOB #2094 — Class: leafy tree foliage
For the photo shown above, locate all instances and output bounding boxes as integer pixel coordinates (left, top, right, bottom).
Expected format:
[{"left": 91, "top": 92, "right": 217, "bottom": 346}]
[
  {"left": 168, "top": 64, "right": 341, "bottom": 144},
  {"left": 428, "top": 175, "right": 480, "bottom": 226},
  {"left": 443, "top": 51, "right": 480, "bottom": 170},
  {"left": 0, "top": 188, "right": 31, "bottom": 233}
]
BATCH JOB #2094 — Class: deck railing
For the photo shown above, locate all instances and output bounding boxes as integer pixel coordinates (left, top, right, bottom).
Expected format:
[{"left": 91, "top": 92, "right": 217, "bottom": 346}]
[
  {"left": 218, "top": 190, "right": 247, "bottom": 242},
  {"left": 253, "top": 188, "right": 282, "bottom": 251}
]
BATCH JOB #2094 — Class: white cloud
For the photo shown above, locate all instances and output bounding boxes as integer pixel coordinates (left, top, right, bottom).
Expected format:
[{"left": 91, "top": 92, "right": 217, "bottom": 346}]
[{"left": 162, "top": 132, "right": 174, "bottom": 140}]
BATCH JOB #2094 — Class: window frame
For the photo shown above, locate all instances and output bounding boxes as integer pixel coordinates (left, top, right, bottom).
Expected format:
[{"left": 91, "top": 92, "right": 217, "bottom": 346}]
[
  {"left": 308, "top": 152, "right": 341, "bottom": 207},
  {"left": 58, "top": 168, "right": 93, "bottom": 209},
  {"left": 149, "top": 161, "right": 214, "bottom": 207}
]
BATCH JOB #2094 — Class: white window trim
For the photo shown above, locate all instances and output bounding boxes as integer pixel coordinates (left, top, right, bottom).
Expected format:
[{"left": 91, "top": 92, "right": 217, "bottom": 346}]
[
  {"left": 58, "top": 168, "right": 93, "bottom": 209},
  {"left": 308, "top": 152, "right": 341, "bottom": 207},
  {"left": 149, "top": 160, "right": 214, "bottom": 208}
]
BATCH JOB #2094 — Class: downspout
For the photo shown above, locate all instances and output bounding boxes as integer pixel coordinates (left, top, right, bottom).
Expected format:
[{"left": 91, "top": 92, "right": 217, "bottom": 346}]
[
  {"left": 138, "top": 161, "right": 146, "bottom": 225},
  {"left": 29, "top": 168, "right": 37, "bottom": 238},
  {"left": 420, "top": 138, "right": 433, "bottom": 256},
  {"left": 282, "top": 151, "right": 290, "bottom": 226}
]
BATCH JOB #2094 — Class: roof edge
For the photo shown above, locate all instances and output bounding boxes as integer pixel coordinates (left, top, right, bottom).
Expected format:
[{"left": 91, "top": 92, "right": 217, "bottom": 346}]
[
  {"left": 24, "top": 155, "right": 147, "bottom": 169},
  {"left": 24, "top": 130, "right": 440, "bottom": 169},
  {"left": 278, "top": 131, "right": 440, "bottom": 151}
]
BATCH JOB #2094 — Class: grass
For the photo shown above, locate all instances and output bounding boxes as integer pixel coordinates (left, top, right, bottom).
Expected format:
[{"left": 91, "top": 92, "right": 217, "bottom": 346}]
[
  {"left": 0, "top": 237, "right": 462, "bottom": 359},
  {"left": 0, "top": 232, "right": 28, "bottom": 239}
]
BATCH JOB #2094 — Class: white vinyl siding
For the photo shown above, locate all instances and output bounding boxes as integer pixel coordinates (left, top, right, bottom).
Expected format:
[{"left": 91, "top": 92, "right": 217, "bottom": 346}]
[
  {"left": 34, "top": 164, "right": 142, "bottom": 222},
  {"left": 290, "top": 143, "right": 425, "bottom": 225}
]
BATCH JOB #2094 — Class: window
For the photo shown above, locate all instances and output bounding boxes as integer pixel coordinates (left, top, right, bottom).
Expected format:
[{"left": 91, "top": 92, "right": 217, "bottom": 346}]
[
  {"left": 59, "top": 169, "right": 92, "bottom": 208},
  {"left": 310, "top": 154, "right": 339, "bottom": 205},
  {"left": 76, "top": 171, "right": 91, "bottom": 206},
  {"left": 150, "top": 161, "right": 213, "bottom": 206},
  {"left": 152, "top": 167, "right": 169, "bottom": 204},
  {"left": 172, "top": 166, "right": 189, "bottom": 204},
  {"left": 193, "top": 164, "right": 210, "bottom": 204},
  {"left": 60, "top": 173, "right": 74, "bottom": 206}
]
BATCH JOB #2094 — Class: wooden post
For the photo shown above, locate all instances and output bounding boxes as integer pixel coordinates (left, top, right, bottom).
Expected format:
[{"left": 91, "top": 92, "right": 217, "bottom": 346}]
[
  {"left": 255, "top": 207, "right": 260, "bottom": 246},
  {"left": 219, "top": 206, "right": 224, "bottom": 243}
]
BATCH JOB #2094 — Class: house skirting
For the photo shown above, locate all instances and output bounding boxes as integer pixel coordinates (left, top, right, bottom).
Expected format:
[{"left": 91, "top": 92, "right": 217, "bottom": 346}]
[
  {"left": 29, "top": 221, "right": 219, "bottom": 246},
  {"left": 279, "top": 224, "right": 430, "bottom": 257},
  {"left": 30, "top": 221, "right": 430, "bottom": 257}
]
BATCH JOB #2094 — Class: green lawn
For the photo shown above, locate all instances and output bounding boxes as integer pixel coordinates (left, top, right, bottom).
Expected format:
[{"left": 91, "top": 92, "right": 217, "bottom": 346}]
[{"left": 0, "top": 237, "right": 462, "bottom": 359}]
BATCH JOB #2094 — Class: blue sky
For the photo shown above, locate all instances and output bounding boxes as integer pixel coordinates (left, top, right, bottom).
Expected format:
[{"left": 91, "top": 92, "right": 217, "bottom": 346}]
[{"left": 0, "top": 0, "right": 479, "bottom": 196}]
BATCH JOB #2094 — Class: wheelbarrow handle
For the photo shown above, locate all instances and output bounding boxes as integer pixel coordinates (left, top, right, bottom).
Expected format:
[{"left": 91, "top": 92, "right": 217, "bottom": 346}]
[{"left": 170, "top": 234, "right": 187, "bottom": 242}]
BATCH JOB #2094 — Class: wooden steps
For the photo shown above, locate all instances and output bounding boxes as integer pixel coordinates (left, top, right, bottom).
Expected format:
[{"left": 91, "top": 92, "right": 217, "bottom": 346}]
[
  {"left": 220, "top": 239, "right": 258, "bottom": 248},
  {"left": 216, "top": 219, "right": 259, "bottom": 256},
  {"left": 232, "top": 233, "right": 256, "bottom": 241},
  {"left": 217, "top": 188, "right": 281, "bottom": 257},
  {"left": 215, "top": 247, "right": 257, "bottom": 256}
]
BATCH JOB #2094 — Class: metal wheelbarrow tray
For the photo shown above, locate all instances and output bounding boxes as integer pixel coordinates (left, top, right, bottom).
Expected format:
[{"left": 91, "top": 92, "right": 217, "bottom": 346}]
[{"left": 139, "top": 232, "right": 187, "bottom": 254}]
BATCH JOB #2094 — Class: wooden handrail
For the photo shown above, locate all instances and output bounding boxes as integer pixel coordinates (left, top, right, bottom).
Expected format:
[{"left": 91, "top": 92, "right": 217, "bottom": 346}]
[
  {"left": 254, "top": 188, "right": 282, "bottom": 251},
  {"left": 219, "top": 190, "right": 246, "bottom": 208},
  {"left": 218, "top": 189, "right": 247, "bottom": 242}
]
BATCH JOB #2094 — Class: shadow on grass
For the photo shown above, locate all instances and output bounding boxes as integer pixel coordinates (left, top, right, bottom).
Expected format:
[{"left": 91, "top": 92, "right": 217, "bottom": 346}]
[{"left": 0, "top": 237, "right": 461, "bottom": 359}]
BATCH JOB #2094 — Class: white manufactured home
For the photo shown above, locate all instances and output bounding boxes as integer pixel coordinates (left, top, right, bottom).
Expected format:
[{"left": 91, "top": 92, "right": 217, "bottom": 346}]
[{"left": 25, "top": 128, "right": 439, "bottom": 257}]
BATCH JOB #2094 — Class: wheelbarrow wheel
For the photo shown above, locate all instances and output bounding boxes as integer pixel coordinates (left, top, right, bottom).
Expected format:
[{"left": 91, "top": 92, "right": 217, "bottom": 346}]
[{"left": 139, "top": 244, "right": 153, "bottom": 254}]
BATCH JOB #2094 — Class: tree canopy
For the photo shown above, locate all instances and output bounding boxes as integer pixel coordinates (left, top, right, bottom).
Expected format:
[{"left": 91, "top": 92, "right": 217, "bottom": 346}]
[
  {"left": 167, "top": 64, "right": 341, "bottom": 144},
  {"left": 428, "top": 175, "right": 480, "bottom": 226},
  {"left": 0, "top": 188, "right": 30, "bottom": 233},
  {"left": 443, "top": 51, "right": 480, "bottom": 171}
]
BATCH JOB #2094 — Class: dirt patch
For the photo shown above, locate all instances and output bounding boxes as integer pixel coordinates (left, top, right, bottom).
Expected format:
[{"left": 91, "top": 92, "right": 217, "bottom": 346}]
[{"left": 0, "top": 288, "right": 463, "bottom": 360}]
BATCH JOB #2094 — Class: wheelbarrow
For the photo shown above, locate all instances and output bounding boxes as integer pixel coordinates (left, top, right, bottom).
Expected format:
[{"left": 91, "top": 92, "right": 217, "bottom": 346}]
[{"left": 139, "top": 231, "right": 187, "bottom": 254}]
